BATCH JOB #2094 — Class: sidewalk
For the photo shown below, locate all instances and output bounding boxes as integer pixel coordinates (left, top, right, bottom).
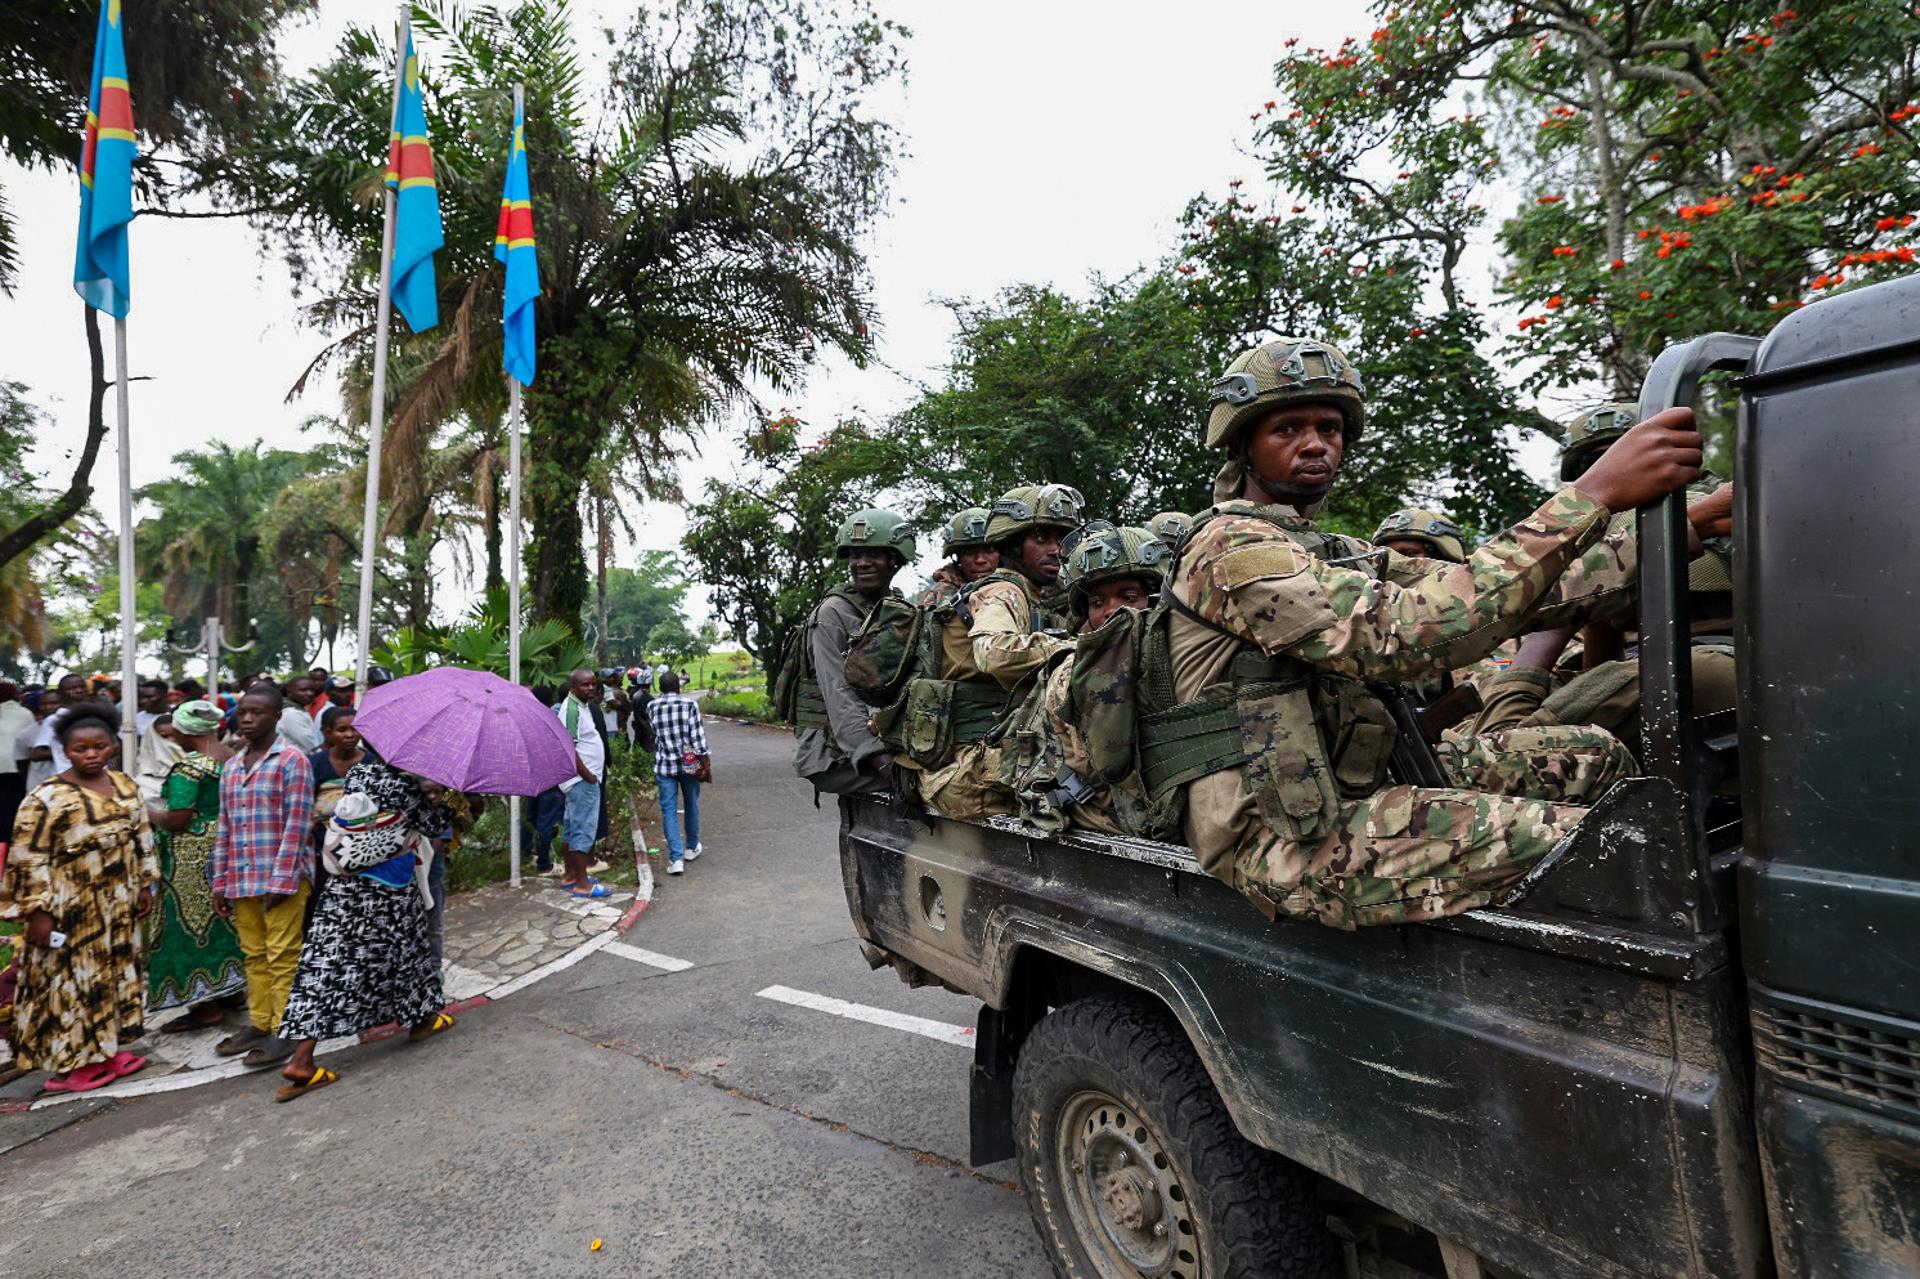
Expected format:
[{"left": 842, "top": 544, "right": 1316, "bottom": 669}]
[{"left": 0, "top": 868, "right": 643, "bottom": 1132}]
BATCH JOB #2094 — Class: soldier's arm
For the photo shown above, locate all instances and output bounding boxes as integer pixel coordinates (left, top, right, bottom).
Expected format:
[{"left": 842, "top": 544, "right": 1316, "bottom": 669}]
[
  {"left": 1209, "top": 487, "right": 1617, "bottom": 681},
  {"left": 968, "top": 581, "right": 1068, "bottom": 688},
  {"left": 811, "top": 597, "right": 886, "bottom": 765}
]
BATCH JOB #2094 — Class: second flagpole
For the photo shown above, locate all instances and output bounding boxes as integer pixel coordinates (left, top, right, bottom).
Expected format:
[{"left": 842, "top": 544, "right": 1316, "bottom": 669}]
[
  {"left": 507, "top": 81, "right": 526, "bottom": 889},
  {"left": 354, "top": 5, "right": 410, "bottom": 699}
]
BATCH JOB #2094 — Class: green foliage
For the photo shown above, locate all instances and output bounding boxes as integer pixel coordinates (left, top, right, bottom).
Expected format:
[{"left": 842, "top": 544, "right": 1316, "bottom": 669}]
[
  {"left": 372, "top": 586, "right": 587, "bottom": 689},
  {"left": 702, "top": 689, "right": 773, "bottom": 722},
  {"left": 602, "top": 551, "right": 690, "bottom": 657},
  {"left": 684, "top": 415, "right": 901, "bottom": 689}
]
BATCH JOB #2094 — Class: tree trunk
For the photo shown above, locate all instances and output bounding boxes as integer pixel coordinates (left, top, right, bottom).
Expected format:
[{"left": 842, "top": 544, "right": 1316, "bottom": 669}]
[
  {"left": 231, "top": 538, "right": 258, "bottom": 681},
  {"left": 528, "top": 408, "right": 593, "bottom": 637},
  {"left": 0, "top": 306, "right": 113, "bottom": 570},
  {"left": 485, "top": 465, "right": 504, "bottom": 595},
  {"left": 595, "top": 493, "right": 610, "bottom": 666}
]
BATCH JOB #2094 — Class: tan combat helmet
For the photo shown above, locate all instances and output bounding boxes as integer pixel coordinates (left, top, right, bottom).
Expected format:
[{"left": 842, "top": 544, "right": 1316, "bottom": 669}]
[
  {"left": 836, "top": 508, "right": 914, "bottom": 561},
  {"left": 1060, "top": 524, "right": 1171, "bottom": 616},
  {"left": 1372, "top": 508, "right": 1467, "bottom": 562},
  {"left": 985, "top": 483, "right": 1085, "bottom": 544},
  {"left": 940, "top": 506, "right": 994, "bottom": 557},
  {"left": 1559, "top": 403, "right": 1639, "bottom": 481},
  {"left": 1145, "top": 510, "right": 1192, "bottom": 545},
  {"left": 1205, "top": 337, "right": 1365, "bottom": 450}
]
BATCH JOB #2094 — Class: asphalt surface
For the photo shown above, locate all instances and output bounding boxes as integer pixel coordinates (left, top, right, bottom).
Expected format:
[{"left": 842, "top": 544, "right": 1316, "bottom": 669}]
[{"left": 1, "top": 719, "right": 1049, "bottom": 1279}]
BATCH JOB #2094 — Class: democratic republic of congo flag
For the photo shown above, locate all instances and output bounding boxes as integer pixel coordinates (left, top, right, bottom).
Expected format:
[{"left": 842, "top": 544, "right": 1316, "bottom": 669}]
[
  {"left": 494, "top": 99, "right": 539, "bottom": 386},
  {"left": 384, "top": 27, "right": 443, "bottom": 333},
  {"left": 73, "top": 0, "right": 137, "bottom": 318}
]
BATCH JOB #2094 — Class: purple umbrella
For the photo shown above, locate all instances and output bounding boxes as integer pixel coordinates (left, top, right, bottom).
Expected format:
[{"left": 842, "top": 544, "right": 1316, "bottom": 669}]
[{"left": 353, "top": 668, "right": 577, "bottom": 796}]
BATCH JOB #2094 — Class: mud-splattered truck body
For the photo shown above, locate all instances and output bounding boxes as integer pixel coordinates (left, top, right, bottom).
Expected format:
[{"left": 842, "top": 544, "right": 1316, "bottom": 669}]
[{"left": 838, "top": 280, "right": 1920, "bottom": 1278}]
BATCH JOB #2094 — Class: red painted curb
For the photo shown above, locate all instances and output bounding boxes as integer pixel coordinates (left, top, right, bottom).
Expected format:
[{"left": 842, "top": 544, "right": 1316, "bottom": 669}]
[
  {"left": 356, "top": 994, "right": 493, "bottom": 1045},
  {"left": 615, "top": 893, "right": 650, "bottom": 934},
  {"left": 0, "top": 1099, "right": 31, "bottom": 1113}
]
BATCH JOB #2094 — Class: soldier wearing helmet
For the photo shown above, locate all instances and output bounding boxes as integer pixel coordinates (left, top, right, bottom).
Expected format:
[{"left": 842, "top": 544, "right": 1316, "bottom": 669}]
[
  {"left": 793, "top": 508, "right": 914, "bottom": 798},
  {"left": 1152, "top": 336, "right": 1716, "bottom": 929},
  {"left": 1372, "top": 508, "right": 1467, "bottom": 563},
  {"left": 917, "top": 483, "right": 1087, "bottom": 820},
  {"left": 1008, "top": 524, "right": 1173, "bottom": 838},
  {"left": 917, "top": 506, "right": 1001, "bottom": 606},
  {"left": 1145, "top": 510, "right": 1192, "bottom": 550}
]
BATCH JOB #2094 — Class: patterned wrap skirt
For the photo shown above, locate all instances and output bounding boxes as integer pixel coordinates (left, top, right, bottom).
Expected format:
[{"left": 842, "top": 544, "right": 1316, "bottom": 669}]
[{"left": 278, "top": 873, "right": 443, "bottom": 1041}]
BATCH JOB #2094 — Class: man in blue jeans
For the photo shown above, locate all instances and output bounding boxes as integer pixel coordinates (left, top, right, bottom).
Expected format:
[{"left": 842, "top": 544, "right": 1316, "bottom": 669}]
[
  {"left": 554, "top": 668, "right": 610, "bottom": 898},
  {"left": 647, "top": 671, "right": 709, "bottom": 875}
]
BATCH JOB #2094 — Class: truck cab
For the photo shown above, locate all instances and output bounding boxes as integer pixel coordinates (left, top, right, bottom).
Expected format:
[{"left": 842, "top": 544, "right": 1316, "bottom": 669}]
[{"left": 838, "top": 274, "right": 1920, "bottom": 1278}]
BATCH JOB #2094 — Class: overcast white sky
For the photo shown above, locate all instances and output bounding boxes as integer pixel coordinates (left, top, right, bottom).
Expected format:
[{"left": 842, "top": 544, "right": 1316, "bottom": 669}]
[{"left": 6, "top": 0, "right": 1514, "bottom": 661}]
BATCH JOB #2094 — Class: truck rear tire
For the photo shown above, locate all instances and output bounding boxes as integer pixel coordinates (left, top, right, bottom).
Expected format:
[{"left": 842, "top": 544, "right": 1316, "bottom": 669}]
[{"left": 1011, "top": 995, "right": 1336, "bottom": 1279}]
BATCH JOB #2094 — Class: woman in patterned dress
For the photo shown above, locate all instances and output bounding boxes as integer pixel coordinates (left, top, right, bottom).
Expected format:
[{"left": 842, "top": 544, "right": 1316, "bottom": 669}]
[
  {"left": 3, "top": 704, "right": 158, "bottom": 1093},
  {"left": 273, "top": 761, "right": 454, "bottom": 1101},
  {"left": 144, "top": 701, "right": 246, "bottom": 1030}
]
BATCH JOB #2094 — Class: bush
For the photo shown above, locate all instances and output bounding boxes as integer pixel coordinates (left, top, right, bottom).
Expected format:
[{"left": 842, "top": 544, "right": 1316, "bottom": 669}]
[{"left": 703, "top": 689, "right": 773, "bottom": 721}]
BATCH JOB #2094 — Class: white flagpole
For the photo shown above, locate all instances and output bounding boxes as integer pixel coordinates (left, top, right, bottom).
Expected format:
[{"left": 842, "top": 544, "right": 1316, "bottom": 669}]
[
  {"left": 355, "top": 6, "right": 410, "bottom": 700},
  {"left": 507, "top": 81, "right": 527, "bottom": 889},
  {"left": 114, "top": 317, "right": 137, "bottom": 766}
]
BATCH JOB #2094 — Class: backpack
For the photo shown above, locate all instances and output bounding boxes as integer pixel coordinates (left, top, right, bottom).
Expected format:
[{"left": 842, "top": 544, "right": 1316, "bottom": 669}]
[
  {"left": 773, "top": 584, "right": 871, "bottom": 729},
  {"left": 846, "top": 578, "right": 1023, "bottom": 768}
]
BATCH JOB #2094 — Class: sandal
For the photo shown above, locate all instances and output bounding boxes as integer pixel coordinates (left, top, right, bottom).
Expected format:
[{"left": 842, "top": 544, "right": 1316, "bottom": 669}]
[
  {"left": 570, "top": 883, "right": 611, "bottom": 899},
  {"left": 241, "top": 1035, "right": 295, "bottom": 1069},
  {"left": 408, "top": 1011, "right": 457, "bottom": 1043},
  {"left": 43, "top": 1062, "right": 118, "bottom": 1094},
  {"left": 274, "top": 1065, "right": 337, "bottom": 1103},
  {"left": 105, "top": 1051, "right": 148, "bottom": 1079}
]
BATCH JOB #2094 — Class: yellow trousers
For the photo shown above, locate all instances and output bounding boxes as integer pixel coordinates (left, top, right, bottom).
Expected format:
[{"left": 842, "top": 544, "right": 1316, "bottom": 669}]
[{"left": 230, "top": 882, "right": 311, "bottom": 1034}]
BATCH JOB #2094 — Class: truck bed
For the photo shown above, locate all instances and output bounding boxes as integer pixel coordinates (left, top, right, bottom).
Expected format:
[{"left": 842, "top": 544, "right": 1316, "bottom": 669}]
[{"left": 839, "top": 792, "right": 1768, "bottom": 1279}]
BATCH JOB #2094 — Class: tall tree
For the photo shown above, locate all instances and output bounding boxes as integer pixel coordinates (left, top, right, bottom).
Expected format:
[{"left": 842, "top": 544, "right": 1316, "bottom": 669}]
[{"left": 233, "top": 0, "right": 906, "bottom": 636}]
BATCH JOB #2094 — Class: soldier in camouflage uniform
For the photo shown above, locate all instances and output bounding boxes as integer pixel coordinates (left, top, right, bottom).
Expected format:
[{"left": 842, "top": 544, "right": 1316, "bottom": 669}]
[
  {"left": 1146, "top": 511, "right": 1193, "bottom": 549},
  {"left": 1011, "top": 524, "right": 1172, "bottom": 836},
  {"left": 919, "top": 483, "right": 1085, "bottom": 819},
  {"left": 1461, "top": 403, "right": 1738, "bottom": 744},
  {"left": 792, "top": 509, "right": 914, "bottom": 798},
  {"left": 915, "top": 507, "right": 1000, "bottom": 606},
  {"left": 1159, "top": 339, "right": 1709, "bottom": 929},
  {"left": 1372, "top": 508, "right": 1466, "bottom": 563}
]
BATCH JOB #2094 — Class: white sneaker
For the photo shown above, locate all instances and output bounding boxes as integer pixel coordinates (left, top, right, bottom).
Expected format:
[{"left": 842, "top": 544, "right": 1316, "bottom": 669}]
[
  {"left": 666, "top": 858, "right": 685, "bottom": 875},
  {"left": 684, "top": 843, "right": 704, "bottom": 862}
]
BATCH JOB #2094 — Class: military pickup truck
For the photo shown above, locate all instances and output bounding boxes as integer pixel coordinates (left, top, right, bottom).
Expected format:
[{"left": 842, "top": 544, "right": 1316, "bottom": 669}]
[{"left": 837, "top": 275, "right": 1920, "bottom": 1279}]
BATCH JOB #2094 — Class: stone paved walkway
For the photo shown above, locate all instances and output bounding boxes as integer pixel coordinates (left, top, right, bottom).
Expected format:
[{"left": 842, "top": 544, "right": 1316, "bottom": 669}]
[{"left": 0, "top": 873, "right": 636, "bottom": 1106}]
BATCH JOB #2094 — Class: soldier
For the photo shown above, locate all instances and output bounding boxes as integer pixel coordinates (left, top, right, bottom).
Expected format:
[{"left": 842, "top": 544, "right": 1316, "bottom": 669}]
[
  {"left": 916, "top": 506, "right": 999, "bottom": 605},
  {"left": 1012, "top": 524, "right": 1172, "bottom": 836},
  {"left": 1146, "top": 510, "right": 1192, "bottom": 548},
  {"left": 1154, "top": 336, "right": 1712, "bottom": 929},
  {"left": 918, "top": 482, "right": 1085, "bottom": 818},
  {"left": 792, "top": 508, "right": 913, "bottom": 798},
  {"left": 1371, "top": 508, "right": 1466, "bottom": 562}
]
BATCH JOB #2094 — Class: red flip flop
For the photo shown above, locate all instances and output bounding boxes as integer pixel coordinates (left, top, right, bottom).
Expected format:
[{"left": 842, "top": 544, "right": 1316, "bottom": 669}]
[
  {"left": 106, "top": 1050, "right": 149, "bottom": 1079},
  {"left": 43, "top": 1062, "right": 118, "bottom": 1094}
]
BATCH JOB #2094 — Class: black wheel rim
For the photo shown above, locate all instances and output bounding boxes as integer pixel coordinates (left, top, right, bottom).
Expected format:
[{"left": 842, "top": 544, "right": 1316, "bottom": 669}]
[{"left": 1053, "top": 1089, "right": 1202, "bottom": 1279}]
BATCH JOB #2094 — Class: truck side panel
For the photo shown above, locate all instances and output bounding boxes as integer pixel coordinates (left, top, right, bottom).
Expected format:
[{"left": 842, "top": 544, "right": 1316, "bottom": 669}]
[{"left": 843, "top": 798, "right": 1765, "bottom": 1279}]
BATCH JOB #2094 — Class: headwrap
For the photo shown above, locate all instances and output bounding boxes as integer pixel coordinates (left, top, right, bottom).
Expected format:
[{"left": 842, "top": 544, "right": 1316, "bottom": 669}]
[
  {"left": 342, "top": 759, "right": 451, "bottom": 838},
  {"left": 173, "top": 699, "right": 224, "bottom": 736}
]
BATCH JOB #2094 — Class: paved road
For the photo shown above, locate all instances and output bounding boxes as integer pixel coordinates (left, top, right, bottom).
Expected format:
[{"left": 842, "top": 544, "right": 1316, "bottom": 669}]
[{"left": 1, "top": 720, "right": 1049, "bottom": 1279}]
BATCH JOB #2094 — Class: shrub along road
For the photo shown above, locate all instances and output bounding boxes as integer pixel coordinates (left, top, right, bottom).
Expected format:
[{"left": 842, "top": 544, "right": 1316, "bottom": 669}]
[{"left": 0, "top": 720, "right": 1047, "bottom": 1279}]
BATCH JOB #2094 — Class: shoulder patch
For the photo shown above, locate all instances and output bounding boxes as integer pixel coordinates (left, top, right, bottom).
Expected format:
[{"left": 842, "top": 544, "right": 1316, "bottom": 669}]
[{"left": 1208, "top": 541, "right": 1312, "bottom": 592}]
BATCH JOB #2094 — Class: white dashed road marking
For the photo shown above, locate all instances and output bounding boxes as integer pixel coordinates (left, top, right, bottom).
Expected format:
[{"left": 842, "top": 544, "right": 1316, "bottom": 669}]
[
  {"left": 755, "top": 985, "right": 974, "bottom": 1048},
  {"left": 603, "top": 940, "right": 696, "bottom": 972}
]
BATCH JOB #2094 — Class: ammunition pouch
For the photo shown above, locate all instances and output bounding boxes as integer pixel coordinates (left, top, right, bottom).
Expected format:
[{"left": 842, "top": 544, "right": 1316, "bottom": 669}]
[
  {"left": 884, "top": 677, "right": 1010, "bottom": 768},
  {"left": 793, "top": 677, "right": 830, "bottom": 731}
]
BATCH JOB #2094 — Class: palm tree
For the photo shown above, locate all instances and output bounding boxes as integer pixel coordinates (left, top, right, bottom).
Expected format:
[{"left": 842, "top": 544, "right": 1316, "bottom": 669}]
[
  {"left": 229, "top": 0, "right": 906, "bottom": 635},
  {"left": 135, "top": 440, "right": 320, "bottom": 674}
]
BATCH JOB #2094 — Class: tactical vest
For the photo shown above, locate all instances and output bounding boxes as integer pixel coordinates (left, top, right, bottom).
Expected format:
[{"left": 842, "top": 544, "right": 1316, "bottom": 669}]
[
  {"left": 775, "top": 584, "right": 876, "bottom": 731},
  {"left": 1132, "top": 506, "right": 1400, "bottom": 847}
]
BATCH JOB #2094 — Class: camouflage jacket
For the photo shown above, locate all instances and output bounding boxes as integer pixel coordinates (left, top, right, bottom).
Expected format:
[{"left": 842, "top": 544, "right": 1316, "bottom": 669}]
[
  {"left": 1167, "top": 465, "right": 1640, "bottom": 879},
  {"left": 964, "top": 568, "right": 1070, "bottom": 689}
]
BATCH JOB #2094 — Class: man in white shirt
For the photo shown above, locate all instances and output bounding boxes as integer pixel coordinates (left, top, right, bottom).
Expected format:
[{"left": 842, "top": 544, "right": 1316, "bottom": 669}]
[
  {"left": 554, "top": 668, "right": 608, "bottom": 899},
  {"left": 134, "top": 677, "right": 169, "bottom": 739},
  {"left": 29, "top": 672, "right": 89, "bottom": 780},
  {"left": 0, "top": 680, "right": 34, "bottom": 837}
]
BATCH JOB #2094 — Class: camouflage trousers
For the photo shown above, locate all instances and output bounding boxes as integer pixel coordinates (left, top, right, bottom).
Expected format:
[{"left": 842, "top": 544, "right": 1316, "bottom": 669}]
[{"left": 1233, "top": 725, "right": 1636, "bottom": 930}]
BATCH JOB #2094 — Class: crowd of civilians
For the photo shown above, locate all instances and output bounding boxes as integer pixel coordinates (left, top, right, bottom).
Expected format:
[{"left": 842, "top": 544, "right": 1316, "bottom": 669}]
[{"left": 0, "top": 659, "right": 710, "bottom": 1102}]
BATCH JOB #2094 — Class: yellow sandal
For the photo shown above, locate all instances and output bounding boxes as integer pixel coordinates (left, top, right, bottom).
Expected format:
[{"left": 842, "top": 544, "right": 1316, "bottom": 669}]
[
  {"left": 274, "top": 1066, "right": 337, "bottom": 1103},
  {"left": 408, "top": 1011, "right": 456, "bottom": 1043}
]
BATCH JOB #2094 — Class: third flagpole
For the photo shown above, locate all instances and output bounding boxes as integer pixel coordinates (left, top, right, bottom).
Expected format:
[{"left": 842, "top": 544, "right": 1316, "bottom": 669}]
[
  {"left": 354, "top": 6, "right": 410, "bottom": 698},
  {"left": 114, "top": 316, "right": 137, "bottom": 765}
]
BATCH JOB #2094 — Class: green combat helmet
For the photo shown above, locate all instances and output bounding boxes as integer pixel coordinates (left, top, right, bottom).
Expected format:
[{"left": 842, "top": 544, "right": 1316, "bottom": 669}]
[
  {"left": 1060, "top": 524, "right": 1172, "bottom": 616},
  {"left": 1559, "top": 403, "right": 1639, "bottom": 481},
  {"left": 985, "top": 483, "right": 1085, "bottom": 543},
  {"left": 940, "top": 506, "right": 994, "bottom": 557},
  {"left": 1372, "top": 508, "right": 1467, "bottom": 562},
  {"left": 836, "top": 507, "right": 914, "bottom": 561},
  {"left": 1145, "top": 511, "right": 1192, "bottom": 545},
  {"left": 1206, "top": 337, "right": 1365, "bottom": 449}
]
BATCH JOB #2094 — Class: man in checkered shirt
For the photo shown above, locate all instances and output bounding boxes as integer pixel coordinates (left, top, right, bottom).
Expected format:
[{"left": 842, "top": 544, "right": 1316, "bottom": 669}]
[{"left": 646, "top": 671, "right": 709, "bottom": 874}]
